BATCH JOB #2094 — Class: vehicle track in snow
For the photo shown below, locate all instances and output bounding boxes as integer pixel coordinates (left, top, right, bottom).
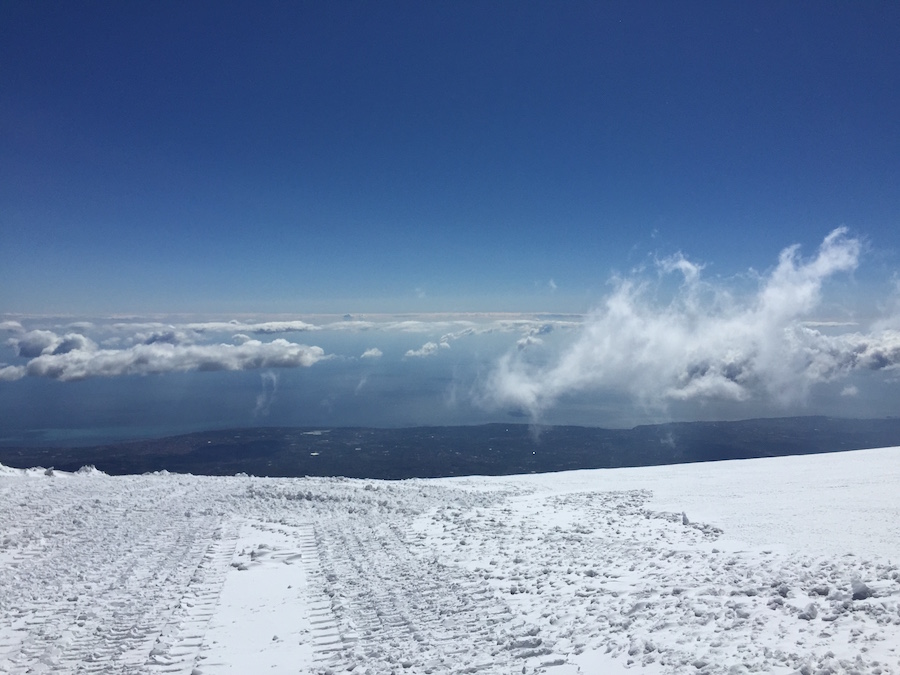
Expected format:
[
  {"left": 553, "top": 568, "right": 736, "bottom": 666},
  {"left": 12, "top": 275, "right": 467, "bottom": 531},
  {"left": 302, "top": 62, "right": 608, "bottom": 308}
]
[
  {"left": 242, "top": 477, "right": 571, "bottom": 674},
  {"left": 0, "top": 475, "right": 230, "bottom": 674},
  {"left": 3, "top": 467, "right": 900, "bottom": 675}
]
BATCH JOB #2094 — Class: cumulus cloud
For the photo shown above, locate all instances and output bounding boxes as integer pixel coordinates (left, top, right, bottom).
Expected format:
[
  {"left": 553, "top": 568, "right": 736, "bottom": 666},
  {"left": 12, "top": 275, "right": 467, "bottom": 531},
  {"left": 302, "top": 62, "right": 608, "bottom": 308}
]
[
  {"left": 516, "top": 323, "right": 554, "bottom": 350},
  {"left": 10, "top": 337, "right": 327, "bottom": 381},
  {"left": 516, "top": 335, "right": 544, "bottom": 350},
  {"left": 7, "top": 330, "right": 97, "bottom": 358},
  {"left": 8, "top": 330, "right": 59, "bottom": 357},
  {"left": 0, "top": 365, "right": 26, "bottom": 381},
  {"left": 361, "top": 347, "right": 383, "bottom": 359},
  {"left": 136, "top": 329, "right": 195, "bottom": 346},
  {"left": 0, "top": 321, "right": 23, "bottom": 333},
  {"left": 484, "top": 229, "right": 900, "bottom": 417},
  {"left": 405, "top": 341, "right": 450, "bottom": 358}
]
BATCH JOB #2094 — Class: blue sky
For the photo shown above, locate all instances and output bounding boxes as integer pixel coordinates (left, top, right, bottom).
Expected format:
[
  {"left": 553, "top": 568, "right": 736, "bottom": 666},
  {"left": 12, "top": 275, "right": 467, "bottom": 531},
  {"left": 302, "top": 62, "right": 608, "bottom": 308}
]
[{"left": 2, "top": 2, "right": 900, "bottom": 442}]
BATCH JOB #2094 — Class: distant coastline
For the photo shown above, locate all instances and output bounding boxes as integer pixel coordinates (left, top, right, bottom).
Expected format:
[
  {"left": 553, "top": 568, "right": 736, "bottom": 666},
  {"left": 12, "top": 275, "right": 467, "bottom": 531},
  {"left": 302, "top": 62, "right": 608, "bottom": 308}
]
[{"left": 2, "top": 416, "right": 899, "bottom": 480}]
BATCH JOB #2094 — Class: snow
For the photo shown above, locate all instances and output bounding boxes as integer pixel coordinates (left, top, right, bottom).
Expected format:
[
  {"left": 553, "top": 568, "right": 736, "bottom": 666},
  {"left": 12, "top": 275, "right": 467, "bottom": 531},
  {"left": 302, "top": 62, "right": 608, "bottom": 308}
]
[{"left": 1, "top": 447, "right": 899, "bottom": 674}]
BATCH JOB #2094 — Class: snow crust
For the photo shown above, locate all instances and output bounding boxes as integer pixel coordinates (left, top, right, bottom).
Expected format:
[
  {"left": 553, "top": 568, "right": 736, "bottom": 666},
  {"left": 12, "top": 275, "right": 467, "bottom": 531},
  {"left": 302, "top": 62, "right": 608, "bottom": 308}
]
[{"left": 1, "top": 447, "right": 899, "bottom": 674}]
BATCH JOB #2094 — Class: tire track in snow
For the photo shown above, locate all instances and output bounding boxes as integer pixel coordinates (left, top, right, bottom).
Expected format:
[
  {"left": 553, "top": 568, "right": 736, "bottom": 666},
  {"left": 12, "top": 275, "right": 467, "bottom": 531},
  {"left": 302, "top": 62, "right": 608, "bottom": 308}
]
[
  {"left": 143, "top": 518, "right": 241, "bottom": 675},
  {"left": 0, "top": 475, "right": 229, "bottom": 675}
]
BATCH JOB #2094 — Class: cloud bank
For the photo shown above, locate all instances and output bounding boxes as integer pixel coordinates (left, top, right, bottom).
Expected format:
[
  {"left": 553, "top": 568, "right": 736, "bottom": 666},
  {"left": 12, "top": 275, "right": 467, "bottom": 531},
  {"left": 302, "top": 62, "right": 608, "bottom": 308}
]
[
  {"left": 484, "top": 229, "right": 900, "bottom": 417},
  {"left": 3, "top": 333, "right": 328, "bottom": 381}
]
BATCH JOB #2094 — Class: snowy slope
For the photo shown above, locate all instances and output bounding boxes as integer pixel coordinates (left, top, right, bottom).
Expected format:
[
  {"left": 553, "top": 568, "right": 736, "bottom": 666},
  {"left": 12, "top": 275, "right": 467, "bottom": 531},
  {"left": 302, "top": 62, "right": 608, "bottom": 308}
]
[{"left": 1, "top": 447, "right": 898, "bottom": 674}]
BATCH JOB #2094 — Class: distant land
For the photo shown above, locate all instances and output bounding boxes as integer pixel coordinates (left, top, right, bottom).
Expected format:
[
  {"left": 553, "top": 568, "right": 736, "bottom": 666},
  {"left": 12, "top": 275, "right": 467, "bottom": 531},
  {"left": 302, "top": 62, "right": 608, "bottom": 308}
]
[{"left": 2, "top": 417, "right": 900, "bottom": 479}]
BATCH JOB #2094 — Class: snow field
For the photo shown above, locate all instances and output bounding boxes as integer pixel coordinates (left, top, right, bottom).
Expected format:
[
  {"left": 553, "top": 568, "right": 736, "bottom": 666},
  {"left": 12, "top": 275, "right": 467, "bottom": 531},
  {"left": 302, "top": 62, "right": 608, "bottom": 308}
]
[{"left": 0, "top": 447, "right": 899, "bottom": 674}]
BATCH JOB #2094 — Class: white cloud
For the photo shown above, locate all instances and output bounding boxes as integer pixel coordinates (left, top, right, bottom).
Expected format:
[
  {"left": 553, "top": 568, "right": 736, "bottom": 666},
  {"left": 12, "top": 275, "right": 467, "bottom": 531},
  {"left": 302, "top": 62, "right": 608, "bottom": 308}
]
[
  {"left": 0, "top": 321, "right": 23, "bottom": 333},
  {"left": 0, "top": 365, "right": 26, "bottom": 381},
  {"left": 21, "top": 339, "right": 328, "bottom": 381},
  {"left": 841, "top": 385, "right": 859, "bottom": 397},
  {"left": 483, "top": 229, "right": 899, "bottom": 417},
  {"left": 185, "top": 320, "right": 320, "bottom": 334},
  {"left": 110, "top": 319, "right": 320, "bottom": 336},
  {"left": 516, "top": 335, "right": 544, "bottom": 350},
  {"left": 405, "top": 341, "right": 450, "bottom": 358},
  {"left": 253, "top": 371, "right": 279, "bottom": 417},
  {"left": 361, "top": 347, "right": 383, "bottom": 359},
  {"left": 8, "top": 330, "right": 59, "bottom": 357},
  {"left": 657, "top": 252, "right": 703, "bottom": 283},
  {"left": 355, "top": 374, "right": 369, "bottom": 394},
  {"left": 7, "top": 330, "right": 97, "bottom": 358},
  {"left": 135, "top": 329, "right": 196, "bottom": 346}
]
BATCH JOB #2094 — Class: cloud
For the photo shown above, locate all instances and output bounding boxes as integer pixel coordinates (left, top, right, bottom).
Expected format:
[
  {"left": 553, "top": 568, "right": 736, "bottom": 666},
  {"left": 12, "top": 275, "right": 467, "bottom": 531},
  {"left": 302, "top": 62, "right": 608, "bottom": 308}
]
[
  {"left": 185, "top": 320, "right": 320, "bottom": 334},
  {"left": 483, "top": 229, "right": 899, "bottom": 417},
  {"left": 0, "top": 365, "right": 26, "bottom": 381},
  {"left": 111, "top": 319, "right": 320, "bottom": 336},
  {"left": 516, "top": 335, "right": 544, "bottom": 350},
  {"left": 51, "top": 333, "right": 97, "bottom": 355},
  {"left": 254, "top": 371, "right": 279, "bottom": 417},
  {"left": 0, "top": 321, "right": 23, "bottom": 333},
  {"left": 136, "top": 329, "right": 195, "bottom": 346},
  {"left": 405, "top": 341, "right": 450, "bottom": 358},
  {"left": 361, "top": 347, "right": 383, "bottom": 359},
  {"left": 19, "top": 338, "right": 328, "bottom": 381},
  {"left": 8, "top": 330, "right": 59, "bottom": 357},
  {"left": 515, "top": 323, "right": 554, "bottom": 350},
  {"left": 355, "top": 374, "right": 369, "bottom": 395},
  {"left": 657, "top": 252, "right": 703, "bottom": 283},
  {"left": 7, "top": 330, "right": 97, "bottom": 358}
]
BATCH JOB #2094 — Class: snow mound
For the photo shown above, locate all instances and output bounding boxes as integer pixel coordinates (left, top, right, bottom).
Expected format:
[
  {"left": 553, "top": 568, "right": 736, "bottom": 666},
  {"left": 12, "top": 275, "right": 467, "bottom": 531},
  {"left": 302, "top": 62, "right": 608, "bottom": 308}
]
[{"left": 75, "top": 464, "right": 107, "bottom": 476}]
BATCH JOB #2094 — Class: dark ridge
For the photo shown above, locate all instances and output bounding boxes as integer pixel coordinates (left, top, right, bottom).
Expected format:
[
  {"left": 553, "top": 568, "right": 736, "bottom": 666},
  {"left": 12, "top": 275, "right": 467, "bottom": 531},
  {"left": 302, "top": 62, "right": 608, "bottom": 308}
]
[{"left": 1, "top": 417, "right": 899, "bottom": 479}]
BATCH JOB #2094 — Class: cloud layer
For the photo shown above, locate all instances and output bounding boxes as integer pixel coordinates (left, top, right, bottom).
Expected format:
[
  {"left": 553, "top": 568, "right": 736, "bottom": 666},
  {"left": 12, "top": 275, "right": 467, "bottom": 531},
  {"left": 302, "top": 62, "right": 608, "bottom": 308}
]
[
  {"left": 4, "top": 233, "right": 899, "bottom": 429},
  {"left": 3, "top": 335, "right": 327, "bottom": 381},
  {"left": 484, "top": 229, "right": 900, "bottom": 417},
  {"left": 1, "top": 312, "right": 573, "bottom": 383}
]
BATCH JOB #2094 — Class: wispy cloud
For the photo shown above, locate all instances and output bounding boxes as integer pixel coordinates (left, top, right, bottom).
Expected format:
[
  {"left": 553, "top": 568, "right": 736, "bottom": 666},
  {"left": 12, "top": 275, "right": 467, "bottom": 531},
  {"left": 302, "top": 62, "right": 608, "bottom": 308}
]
[
  {"left": 405, "top": 341, "right": 450, "bottom": 358},
  {"left": 253, "top": 371, "right": 279, "bottom": 417},
  {"left": 110, "top": 319, "right": 319, "bottom": 336},
  {"left": 361, "top": 347, "right": 383, "bottom": 359},
  {"left": 483, "top": 229, "right": 900, "bottom": 417},
  {"left": 185, "top": 320, "right": 320, "bottom": 334}
]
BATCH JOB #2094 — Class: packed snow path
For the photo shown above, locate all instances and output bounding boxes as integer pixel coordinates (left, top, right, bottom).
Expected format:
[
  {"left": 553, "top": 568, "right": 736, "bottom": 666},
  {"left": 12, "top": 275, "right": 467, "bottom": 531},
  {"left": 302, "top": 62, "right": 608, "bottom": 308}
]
[{"left": 1, "top": 448, "right": 899, "bottom": 674}]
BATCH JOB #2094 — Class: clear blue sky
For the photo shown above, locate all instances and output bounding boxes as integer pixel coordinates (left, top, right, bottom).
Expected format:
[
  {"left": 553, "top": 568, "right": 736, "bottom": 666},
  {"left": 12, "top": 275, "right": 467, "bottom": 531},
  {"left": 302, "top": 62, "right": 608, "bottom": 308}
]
[
  {"left": 2, "top": 2, "right": 900, "bottom": 441},
  {"left": 3, "top": 1, "right": 898, "bottom": 314}
]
